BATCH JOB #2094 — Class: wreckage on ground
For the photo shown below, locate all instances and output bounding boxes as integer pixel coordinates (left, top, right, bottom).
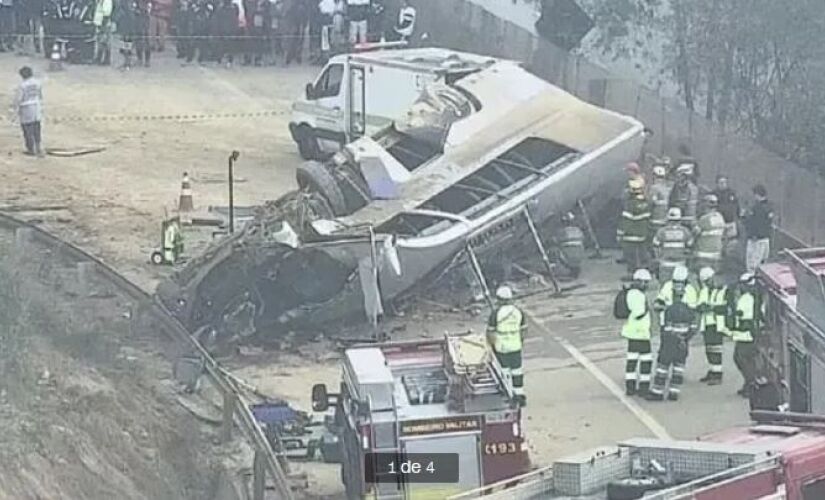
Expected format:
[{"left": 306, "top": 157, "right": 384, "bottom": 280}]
[{"left": 156, "top": 49, "right": 646, "bottom": 341}]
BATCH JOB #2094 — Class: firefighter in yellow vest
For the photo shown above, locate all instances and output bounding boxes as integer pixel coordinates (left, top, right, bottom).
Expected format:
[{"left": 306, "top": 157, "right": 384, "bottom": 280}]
[
  {"left": 654, "top": 265, "right": 698, "bottom": 324},
  {"left": 730, "top": 273, "right": 761, "bottom": 397},
  {"left": 163, "top": 219, "right": 184, "bottom": 264},
  {"left": 487, "top": 286, "right": 526, "bottom": 406},
  {"left": 647, "top": 164, "right": 672, "bottom": 234},
  {"left": 696, "top": 267, "right": 730, "bottom": 385},
  {"left": 692, "top": 194, "right": 726, "bottom": 273},
  {"left": 620, "top": 268, "right": 653, "bottom": 397},
  {"left": 652, "top": 207, "right": 693, "bottom": 281}
]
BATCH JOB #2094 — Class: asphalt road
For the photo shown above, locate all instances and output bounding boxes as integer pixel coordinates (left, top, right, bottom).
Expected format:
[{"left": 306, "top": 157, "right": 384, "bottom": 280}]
[{"left": 517, "top": 251, "right": 749, "bottom": 466}]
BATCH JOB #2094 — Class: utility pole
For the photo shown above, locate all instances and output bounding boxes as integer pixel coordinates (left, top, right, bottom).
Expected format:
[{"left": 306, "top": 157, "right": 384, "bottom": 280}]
[{"left": 228, "top": 151, "right": 240, "bottom": 233}]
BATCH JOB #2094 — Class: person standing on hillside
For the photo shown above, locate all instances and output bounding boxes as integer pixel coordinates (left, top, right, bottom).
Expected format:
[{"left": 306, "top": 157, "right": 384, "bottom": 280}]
[
  {"left": 134, "top": 0, "right": 152, "bottom": 66},
  {"left": 346, "top": 0, "right": 369, "bottom": 45},
  {"left": 284, "top": 0, "right": 308, "bottom": 64},
  {"left": 150, "top": 0, "right": 174, "bottom": 51},
  {"left": 11, "top": 66, "right": 44, "bottom": 157}
]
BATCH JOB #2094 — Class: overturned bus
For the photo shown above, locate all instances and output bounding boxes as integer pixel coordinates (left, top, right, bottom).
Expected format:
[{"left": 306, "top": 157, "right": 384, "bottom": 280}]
[{"left": 156, "top": 58, "right": 646, "bottom": 341}]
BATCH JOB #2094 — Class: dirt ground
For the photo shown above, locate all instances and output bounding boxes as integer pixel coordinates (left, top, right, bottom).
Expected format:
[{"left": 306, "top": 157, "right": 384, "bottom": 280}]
[
  {"left": 0, "top": 235, "right": 245, "bottom": 500},
  {"left": 0, "top": 52, "right": 317, "bottom": 291},
  {"left": 0, "top": 52, "right": 322, "bottom": 498}
]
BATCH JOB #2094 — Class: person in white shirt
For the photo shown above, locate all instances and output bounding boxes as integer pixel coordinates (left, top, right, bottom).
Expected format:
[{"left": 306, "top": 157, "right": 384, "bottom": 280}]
[{"left": 11, "top": 66, "right": 44, "bottom": 157}]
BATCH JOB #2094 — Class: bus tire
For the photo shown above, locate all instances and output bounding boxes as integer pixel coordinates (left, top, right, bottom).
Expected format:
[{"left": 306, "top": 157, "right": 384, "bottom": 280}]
[
  {"left": 296, "top": 160, "right": 348, "bottom": 216},
  {"left": 296, "top": 126, "right": 321, "bottom": 161}
]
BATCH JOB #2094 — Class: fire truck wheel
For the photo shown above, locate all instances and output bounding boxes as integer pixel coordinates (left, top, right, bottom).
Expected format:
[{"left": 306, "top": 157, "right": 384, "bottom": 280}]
[{"left": 150, "top": 251, "right": 165, "bottom": 265}]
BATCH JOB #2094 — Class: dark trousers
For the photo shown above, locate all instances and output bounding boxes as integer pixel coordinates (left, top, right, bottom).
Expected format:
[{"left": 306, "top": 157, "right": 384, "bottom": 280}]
[
  {"left": 135, "top": 35, "right": 150, "bottom": 64},
  {"left": 703, "top": 325, "right": 724, "bottom": 379},
  {"left": 214, "top": 32, "right": 237, "bottom": 64},
  {"left": 0, "top": 5, "right": 13, "bottom": 49},
  {"left": 495, "top": 350, "right": 524, "bottom": 399},
  {"left": 622, "top": 241, "right": 648, "bottom": 274},
  {"left": 650, "top": 335, "right": 688, "bottom": 400},
  {"left": 21, "top": 121, "right": 42, "bottom": 153},
  {"left": 285, "top": 21, "right": 305, "bottom": 63},
  {"left": 625, "top": 339, "right": 652, "bottom": 395},
  {"left": 734, "top": 341, "right": 758, "bottom": 389},
  {"left": 187, "top": 32, "right": 209, "bottom": 63}
]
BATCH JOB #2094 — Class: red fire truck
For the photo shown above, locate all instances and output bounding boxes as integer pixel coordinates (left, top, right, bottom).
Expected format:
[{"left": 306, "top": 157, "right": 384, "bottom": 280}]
[
  {"left": 310, "top": 333, "right": 529, "bottom": 499},
  {"left": 447, "top": 412, "right": 825, "bottom": 500},
  {"left": 757, "top": 247, "right": 825, "bottom": 414}
]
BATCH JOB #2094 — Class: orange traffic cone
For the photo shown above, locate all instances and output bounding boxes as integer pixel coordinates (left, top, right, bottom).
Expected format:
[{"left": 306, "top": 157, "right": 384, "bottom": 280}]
[
  {"left": 49, "top": 42, "right": 63, "bottom": 72},
  {"left": 178, "top": 172, "right": 194, "bottom": 224}
]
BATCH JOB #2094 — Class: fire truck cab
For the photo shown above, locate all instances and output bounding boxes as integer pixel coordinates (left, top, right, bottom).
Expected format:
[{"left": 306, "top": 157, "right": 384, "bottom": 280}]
[{"left": 311, "top": 333, "right": 529, "bottom": 499}]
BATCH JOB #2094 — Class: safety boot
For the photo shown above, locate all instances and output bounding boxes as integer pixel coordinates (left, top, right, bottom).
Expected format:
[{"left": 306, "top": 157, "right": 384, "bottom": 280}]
[{"left": 699, "top": 371, "right": 713, "bottom": 383}]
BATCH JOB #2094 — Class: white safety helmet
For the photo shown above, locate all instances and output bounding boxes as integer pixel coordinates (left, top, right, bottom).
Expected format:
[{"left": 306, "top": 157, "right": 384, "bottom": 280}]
[
  {"left": 673, "top": 265, "right": 689, "bottom": 282},
  {"left": 633, "top": 268, "right": 652, "bottom": 282},
  {"left": 740, "top": 273, "right": 756, "bottom": 285},
  {"left": 496, "top": 286, "right": 513, "bottom": 300},
  {"left": 699, "top": 267, "right": 715, "bottom": 282},
  {"left": 667, "top": 207, "right": 682, "bottom": 221},
  {"left": 652, "top": 165, "right": 667, "bottom": 178},
  {"left": 676, "top": 163, "right": 694, "bottom": 176}
]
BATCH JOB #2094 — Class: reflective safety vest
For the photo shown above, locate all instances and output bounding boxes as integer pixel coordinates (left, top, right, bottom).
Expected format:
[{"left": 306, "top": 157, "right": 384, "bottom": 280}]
[
  {"left": 656, "top": 281, "right": 698, "bottom": 324},
  {"left": 617, "top": 197, "right": 651, "bottom": 243},
  {"left": 621, "top": 288, "right": 651, "bottom": 340},
  {"left": 559, "top": 225, "right": 585, "bottom": 249},
  {"left": 653, "top": 223, "right": 693, "bottom": 264},
  {"left": 730, "top": 292, "right": 756, "bottom": 342},
  {"left": 648, "top": 180, "right": 672, "bottom": 227},
  {"left": 558, "top": 225, "right": 585, "bottom": 265},
  {"left": 669, "top": 182, "right": 699, "bottom": 224},
  {"left": 662, "top": 302, "right": 695, "bottom": 341},
  {"left": 656, "top": 280, "right": 699, "bottom": 309},
  {"left": 163, "top": 222, "right": 183, "bottom": 262},
  {"left": 693, "top": 210, "right": 726, "bottom": 260},
  {"left": 494, "top": 304, "right": 524, "bottom": 354},
  {"left": 697, "top": 284, "right": 729, "bottom": 333}
]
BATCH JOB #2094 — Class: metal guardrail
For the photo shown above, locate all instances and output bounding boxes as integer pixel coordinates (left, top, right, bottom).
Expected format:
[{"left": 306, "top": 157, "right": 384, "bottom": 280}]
[
  {"left": 447, "top": 465, "right": 554, "bottom": 500},
  {"left": 0, "top": 213, "right": 294, "bottom": 500}
]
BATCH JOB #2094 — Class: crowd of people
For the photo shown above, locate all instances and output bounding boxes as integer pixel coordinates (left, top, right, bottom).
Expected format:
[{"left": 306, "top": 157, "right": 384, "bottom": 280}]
[
  {"left": 614, "top": 155, "right": 779, "bottom": 408},
  {"left": 0, "top": 0, "right": 417, "bottom": 68},
  {"left": 479, "top": 150, "right": 781, "bottom": 410}
]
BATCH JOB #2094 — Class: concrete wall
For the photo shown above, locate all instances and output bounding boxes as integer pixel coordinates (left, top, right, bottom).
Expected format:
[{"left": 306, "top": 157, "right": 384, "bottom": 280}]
[{"left": 413, "top": 0, "right": 825, "bottom": 247}]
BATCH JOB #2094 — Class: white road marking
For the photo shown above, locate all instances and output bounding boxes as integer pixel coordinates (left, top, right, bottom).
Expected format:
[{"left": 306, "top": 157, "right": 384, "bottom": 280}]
[{"left": 524, "top": 310, "right": 673, "bottom": 440}]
